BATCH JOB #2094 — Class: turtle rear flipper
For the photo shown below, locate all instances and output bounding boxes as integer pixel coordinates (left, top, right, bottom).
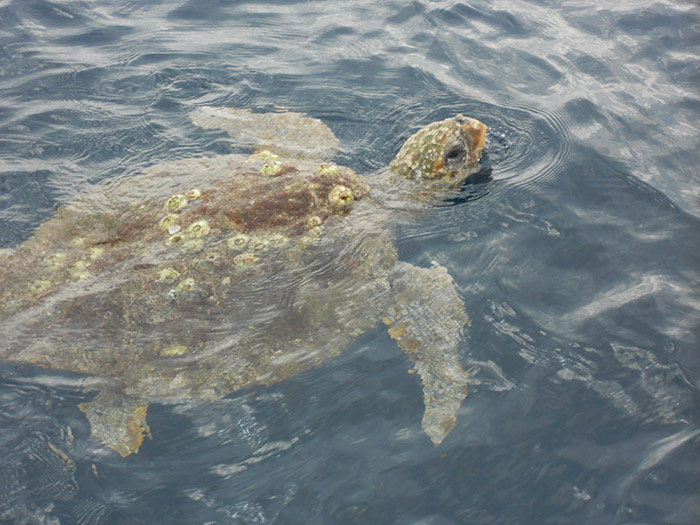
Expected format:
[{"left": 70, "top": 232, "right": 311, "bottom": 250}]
[
  {"left": 385, "top": 262, "right": 470, "bottom": 445},
  {"left": 78, "top": 389, "right": 151, "bottom": 457},
  {"left": 189, "top": 106, "right": 339, "bottom": 160}
]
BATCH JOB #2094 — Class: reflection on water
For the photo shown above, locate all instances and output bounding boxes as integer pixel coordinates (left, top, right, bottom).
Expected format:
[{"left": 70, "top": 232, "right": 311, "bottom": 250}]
[{"left": 1, "top": 0, "right": 699, "bottom": 523}]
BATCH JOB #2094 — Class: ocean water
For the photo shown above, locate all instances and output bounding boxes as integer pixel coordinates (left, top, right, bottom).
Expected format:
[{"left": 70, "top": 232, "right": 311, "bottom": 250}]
[{"left": 1, "top": 0, "right": 699, "bottom": 523}]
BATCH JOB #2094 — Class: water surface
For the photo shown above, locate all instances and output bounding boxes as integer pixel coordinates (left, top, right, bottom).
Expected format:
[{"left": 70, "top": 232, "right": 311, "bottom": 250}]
[{"left": 1, "top": 0, "right": 699, "bottom": 523}]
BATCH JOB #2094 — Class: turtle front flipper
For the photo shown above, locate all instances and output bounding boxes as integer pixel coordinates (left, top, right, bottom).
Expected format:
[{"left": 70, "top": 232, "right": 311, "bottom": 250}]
[
  {"left": 189, "top": 106, "right": 339, "bottom": 160},
  {"left": 385, "top": 262, "right": 470, "bottom": 445},
  {"left": 78, "top": 389, "right": 151, "bottom": 457}
]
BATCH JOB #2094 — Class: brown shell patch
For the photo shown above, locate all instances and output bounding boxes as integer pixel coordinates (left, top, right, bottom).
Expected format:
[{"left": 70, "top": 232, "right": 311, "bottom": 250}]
[{"left": 220, "top": 168, "right": 369, "bottom": 234}]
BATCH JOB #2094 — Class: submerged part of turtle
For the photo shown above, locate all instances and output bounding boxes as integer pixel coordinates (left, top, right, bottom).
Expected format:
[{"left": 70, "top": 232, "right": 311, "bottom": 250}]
[{"left": 0, "top": 107, "right": 487, "bottom": 456}]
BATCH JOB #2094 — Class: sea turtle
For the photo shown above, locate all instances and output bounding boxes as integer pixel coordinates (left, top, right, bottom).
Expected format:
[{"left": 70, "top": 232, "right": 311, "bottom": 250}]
[{"left": 0, "top": 107, "right": 487, "bottom": 457}]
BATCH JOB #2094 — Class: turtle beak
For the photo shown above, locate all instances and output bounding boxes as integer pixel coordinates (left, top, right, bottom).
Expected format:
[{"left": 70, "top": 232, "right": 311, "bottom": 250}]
[{"left": 457, "top": 115, "right": 487, "bottom": 163}]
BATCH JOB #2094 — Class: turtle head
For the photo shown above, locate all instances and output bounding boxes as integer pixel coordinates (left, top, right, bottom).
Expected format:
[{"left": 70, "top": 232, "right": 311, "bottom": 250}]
[{"left": 390, "top": 115, "right": 487, "bottom": 184}]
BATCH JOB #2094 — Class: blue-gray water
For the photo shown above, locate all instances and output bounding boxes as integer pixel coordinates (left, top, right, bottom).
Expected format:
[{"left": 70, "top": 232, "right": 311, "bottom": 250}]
[{"left": 1, "top": 0, "right": 699, "bottom": 523}]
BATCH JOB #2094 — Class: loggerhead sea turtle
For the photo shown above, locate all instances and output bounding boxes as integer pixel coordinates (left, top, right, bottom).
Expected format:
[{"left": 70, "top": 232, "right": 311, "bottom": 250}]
[{"left": 0, "top": 107, "right": 487, "bottom": 457}]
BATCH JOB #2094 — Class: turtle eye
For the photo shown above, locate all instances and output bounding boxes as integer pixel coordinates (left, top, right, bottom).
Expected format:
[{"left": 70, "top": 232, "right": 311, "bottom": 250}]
[{"left": 444, "top": 146, "right": 466, "bottom": 164}]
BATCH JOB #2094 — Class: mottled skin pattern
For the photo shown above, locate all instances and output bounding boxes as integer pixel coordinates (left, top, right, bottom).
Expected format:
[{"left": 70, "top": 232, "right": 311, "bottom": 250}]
[
  {"left": 0, "top": 109, "right": 487, "bottom": 456},
  {"left": 390, "top": 115, "right": 486, "bottom": 180}
]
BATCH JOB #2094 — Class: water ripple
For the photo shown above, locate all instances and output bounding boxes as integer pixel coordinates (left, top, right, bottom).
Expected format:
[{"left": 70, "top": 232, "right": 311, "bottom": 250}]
[
  {"left": 1, "top": 0, "right": 699, "bottom": 522},
  {"left": 482, "top": 102, "right": 578, "bottom": 191}
]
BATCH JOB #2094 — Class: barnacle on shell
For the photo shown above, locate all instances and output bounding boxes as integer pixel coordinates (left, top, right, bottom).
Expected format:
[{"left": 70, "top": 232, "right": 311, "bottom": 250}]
[
  {"left": 30, "top": 280, "right": 53, "bottom": 295},
  {"left": 307, "top": 226, "right": 323, "bottom": 238},
  {"left": 45, "top": 253, "right": 67, "bottom": 269},
  {"left": 227, "top": 233, "right": 250, "bottom": 249},
  {"left": 185, "top": 189, "right": 202, "bottom": 200},
  {"left": 328, "top": 185, "right": 353, "bottom": 208},
  {"left": 253, "top": 150, "right": 279, "bottom": 161},
  {"left": 306, "top": 216, "right": 322, "bottom": 228},
  {"left": 175, "top": 277, "right": 196, "bottom": 291},
  {"left": 160, "top": 214, "right": 179, "bottom": 231},
  {"left": 158, "top": 268, "right": 180, "bottom": 282},
  {"left": 267, "top": 233, "right": 288, "bottom": 246},
  {"left": 164, "top": 194, "right": 187, "bottom": 211},
  {"left": 160, "top": 344, "right": 188, "bottom": 356},
  {"left": 186, "top": 220, "right": 210, "bottom": 238},
  {"left": 259, "top": 161, "right": 285, "bottom": 176},
  {"left": 182, "top": 239, "right": 204, "bottom": 252},
  {"left": 233, "top": 252, "right": 260, "bottom": 268},
  {"left": 69, "top": 261, "right": 90, "bottom": 281},
  {"left": 204, "top": 250, "right": 222, "bottom": 262},
  {"left": 317, "top": 164, "right": 339, "bottom": 176},
  {"left": 250, "top": 238, "right": 269, "bottom": 252},
  {"left": 167, "top": 233, "right": 184, "bottom": 245},
  {"left": 88, "top": 247, "right": 104, "bottom": 261}
]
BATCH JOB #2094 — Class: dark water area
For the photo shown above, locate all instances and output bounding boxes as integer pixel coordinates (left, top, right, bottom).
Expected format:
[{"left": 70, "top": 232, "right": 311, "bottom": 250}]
[{"left": 1, "top": 0, "right": 699, "bottom": 523}]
